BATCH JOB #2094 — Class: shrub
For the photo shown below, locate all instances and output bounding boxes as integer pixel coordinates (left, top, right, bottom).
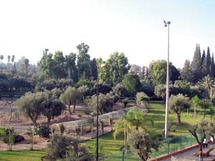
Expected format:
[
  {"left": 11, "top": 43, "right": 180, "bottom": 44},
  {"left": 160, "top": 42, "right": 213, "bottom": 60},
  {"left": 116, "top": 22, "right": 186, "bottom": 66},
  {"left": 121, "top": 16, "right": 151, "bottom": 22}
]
[
  {"left": 0, "top": 128, "right": 6, "bottom": 138},
  {"left": 37, "top": 125, "right": 50, "bottom": 138},
  {"left": 3, "top": 128, "right": 25, "bottom": 144},
  {"left": 14, "top": 135, "right": 25, "bottom": 143},
  {"left": 46, "top": 135, "right": 93, "bottom": 161}
]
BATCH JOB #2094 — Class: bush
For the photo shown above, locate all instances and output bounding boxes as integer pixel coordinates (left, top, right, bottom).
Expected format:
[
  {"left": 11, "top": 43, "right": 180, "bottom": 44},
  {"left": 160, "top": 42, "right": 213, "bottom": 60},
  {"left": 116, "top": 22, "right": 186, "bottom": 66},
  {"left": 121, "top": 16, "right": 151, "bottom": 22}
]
[
  {"left": 3, "top": 128, "right": 25, "bottom": 144},
  {"left": 37, "top": 125, "right": 50, "bottom": 138},
  {"left": 14, "top": 135, "right": 25, "bottom": 143},
  {"left": 0, "top": 128, "right": 6, "bottom": 138},
  {"left": 46, "top": 135, "right": 93, "bottom": 161}
]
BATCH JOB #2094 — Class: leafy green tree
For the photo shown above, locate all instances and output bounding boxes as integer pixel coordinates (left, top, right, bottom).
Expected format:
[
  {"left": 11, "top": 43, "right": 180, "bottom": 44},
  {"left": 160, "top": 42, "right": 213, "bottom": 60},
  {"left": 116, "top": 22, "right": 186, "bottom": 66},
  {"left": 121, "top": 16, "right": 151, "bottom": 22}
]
[
  {"left": 53, "top": 51, "right": 67, "bottom": 79},
  {"left": 46, "top": 135, "right": 72, "bottom": 160},
  {"left": 188, "top": 119, "right": 215, "bottom": 155},
  {"left": 169, "top": 63, "right": 180, "bottom": 84},
  {"left": 198, "top": 99, "right": 212, "bottom": 118},
  {"left": 149, "top": 60, "right": 179, "bottom": 86},
  {"left": 46, "top": 135, "right": 93, "bottom": 161},
  {"left": 42, "top": 90, "right": 66, "bottom": 127},
  {"left": 65, "top": 53, "right": 78, "bottom": 83},
  {"left": 191, "top": 95, "right": 200, "bottom": 116},
  {"left": 128, "top": 129, "right": 160, "bottom": 161},
  {"left": 113, "top": 107, "right": 152, "bottom": 151},
  {"left": 89, "top": 93, "right": 115, "bottom": 115},
  {"left": 60, "top": 86, "right": 83, "bottom": 114},
  {"left": 169, "top": 94, "right": 191, "bottom": 125},
  {"left": 38, "top": 52, "right": 55, "bottom": 78},
  {"left": 180, "top": 60, "right": 193, "bottom": 82},
  {"left": 122, "top": 74, "right": 141, "bottom": 96},
  {"left": 77, "top": 43, "right": 92, "bottom": 80},
  {"left": 149, "top": 60, "right": 167, "bottom": 85},
  {"left": 140, "top": 78, "right": 154, "bottom": 97},
  {"left": 136, "top": 92, "right": 150, "bottom": 106},
  {"left": 16, "top": 92, "right": 46, "bottom": 127},
  {"left": 154, "top": 84, "right": 166, "bottom": 100},
  {"left": 101, "top": 52, "right": 130, "bottom": 85}
]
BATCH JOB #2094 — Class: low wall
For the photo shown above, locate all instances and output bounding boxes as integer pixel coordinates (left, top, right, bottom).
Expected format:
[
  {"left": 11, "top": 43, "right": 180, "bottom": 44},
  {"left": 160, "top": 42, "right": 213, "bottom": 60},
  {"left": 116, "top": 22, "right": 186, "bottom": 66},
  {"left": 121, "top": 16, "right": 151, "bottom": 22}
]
[{"left": 149, "top": 144, "right": 199, "bottom": 161}]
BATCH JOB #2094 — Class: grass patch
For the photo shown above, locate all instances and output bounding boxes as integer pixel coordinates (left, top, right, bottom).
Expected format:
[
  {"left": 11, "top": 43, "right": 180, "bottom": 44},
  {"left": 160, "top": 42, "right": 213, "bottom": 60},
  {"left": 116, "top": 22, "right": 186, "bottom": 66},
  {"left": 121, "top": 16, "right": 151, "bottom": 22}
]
[{"left": 0, "top": 150, "right": 46, "bottom": 161}]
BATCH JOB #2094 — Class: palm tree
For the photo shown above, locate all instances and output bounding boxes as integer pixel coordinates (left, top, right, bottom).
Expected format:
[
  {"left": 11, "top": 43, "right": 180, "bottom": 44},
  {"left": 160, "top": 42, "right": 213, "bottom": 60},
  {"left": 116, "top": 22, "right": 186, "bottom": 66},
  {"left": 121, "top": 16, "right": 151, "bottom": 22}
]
[
  {"left": 113, "top": 107, "right": 153, "bottom": 151},
  {"left": 197, "top": 75, "right": 215, "bottom": 99}
]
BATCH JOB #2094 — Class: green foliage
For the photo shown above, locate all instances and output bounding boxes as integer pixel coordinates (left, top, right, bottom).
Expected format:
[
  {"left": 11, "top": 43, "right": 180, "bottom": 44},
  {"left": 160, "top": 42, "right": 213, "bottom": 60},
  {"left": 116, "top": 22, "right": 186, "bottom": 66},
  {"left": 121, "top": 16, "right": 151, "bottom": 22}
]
[
  {"left": 16, "top": 92, "right": 46, "bottom": 127},
  {"left": 46, "top": 135, "right": 93, "bottom": 161},
  {"left": 37, "top": 125, "right": 50, "bottom": 138},
  {"left": 60, "top": 86, "right": 83, "bottom": 114},
  {"left": 100, "top": 52, "right": 130, "bottom": 85},
  {"left": 169, "top": 94, "right": 191, "bottom": 125},
  {"left": 89, "top": 92, "right": 115, "bottom": 114},
  {"left": 180, "top": 60, "right": 193, "bottom": 82},
  {"left": 42, "top": 90, "right": 66, "bottom": 126},
  {"left": 3, "top": 128, "right": 25, "bottom": 144},
  {"left": 197, "top": 74, "right": 215, "bottom": 99},
  {"left": 128, "top": 130, "right": 160, "bottom": 161},
  {"left": 59, "top": 124, "right": 65, "bottom": 135},
  {"left": 149, "top": 60, "right": 167, "bottom": 85},
  {"left": 0, "top": 127, "right": 6, "bottom": 138},
  {"left": 136, "top": 92, "right": 150, "bottom": 104},
  {"left": 122, "top": 98, "right": 129, "bottom": 108},
  {"left": 190, "top": 44, "right": 202, "bottom": 83},
  {"left": 122, "top": 74, "right": 141, "bottom": 96},
  {"left": 154, "top": 84, "right": 166, "bottom": 99}
]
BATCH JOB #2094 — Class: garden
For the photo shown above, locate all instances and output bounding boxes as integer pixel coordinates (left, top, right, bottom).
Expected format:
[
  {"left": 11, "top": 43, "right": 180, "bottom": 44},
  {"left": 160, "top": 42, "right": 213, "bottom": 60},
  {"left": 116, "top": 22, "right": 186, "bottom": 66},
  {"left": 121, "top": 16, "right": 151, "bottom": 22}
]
[{"left": 0, "top": 101, "right": 213, "bottom": 161}]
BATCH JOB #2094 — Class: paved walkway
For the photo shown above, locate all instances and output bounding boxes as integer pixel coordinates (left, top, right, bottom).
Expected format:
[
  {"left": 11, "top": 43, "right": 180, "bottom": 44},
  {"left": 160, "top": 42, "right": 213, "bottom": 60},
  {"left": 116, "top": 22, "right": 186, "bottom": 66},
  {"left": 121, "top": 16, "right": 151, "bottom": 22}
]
[{"left": 150, "top": 143, "right": 215, "bottom": 161}]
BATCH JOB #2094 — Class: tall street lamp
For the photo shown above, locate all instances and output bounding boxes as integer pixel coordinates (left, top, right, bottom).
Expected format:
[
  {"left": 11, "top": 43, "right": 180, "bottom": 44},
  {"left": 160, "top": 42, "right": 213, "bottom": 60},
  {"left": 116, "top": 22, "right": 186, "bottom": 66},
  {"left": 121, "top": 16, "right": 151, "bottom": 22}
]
[
  {"left": 163, "top": 20, "right": 171, "bottom": 139},
  {"left": 96, "top": 67, "right": 99, "bottom": 161}
]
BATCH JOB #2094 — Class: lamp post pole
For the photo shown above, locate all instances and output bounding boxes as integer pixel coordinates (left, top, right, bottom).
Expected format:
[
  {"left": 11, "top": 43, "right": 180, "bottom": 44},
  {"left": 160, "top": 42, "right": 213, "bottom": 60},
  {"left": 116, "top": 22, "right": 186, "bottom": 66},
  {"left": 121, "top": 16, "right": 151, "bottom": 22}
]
[
  {"left": 96, "top": 67, "right": 99, "bottom": 161},
  {"left": 164, "top": 20, "right": 171, "bottom": 139}
]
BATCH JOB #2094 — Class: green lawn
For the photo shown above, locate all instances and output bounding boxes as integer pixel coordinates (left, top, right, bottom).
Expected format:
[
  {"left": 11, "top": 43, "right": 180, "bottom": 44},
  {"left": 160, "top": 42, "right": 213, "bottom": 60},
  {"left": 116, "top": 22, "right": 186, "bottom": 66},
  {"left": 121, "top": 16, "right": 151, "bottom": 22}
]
[
  {"left": 0, "top": 102, "right": 211, "bottom": 161},
  {"left": 0, "top": 150, "right": 46, "bottom": 161}
]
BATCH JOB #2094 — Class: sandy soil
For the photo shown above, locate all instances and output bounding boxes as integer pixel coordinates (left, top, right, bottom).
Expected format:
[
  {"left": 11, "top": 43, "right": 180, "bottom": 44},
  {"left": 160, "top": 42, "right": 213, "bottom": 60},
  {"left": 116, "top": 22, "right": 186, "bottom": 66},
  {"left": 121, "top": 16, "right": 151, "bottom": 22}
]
[{"left": 0, "top": 100, "right": 124, "bottom": 151}]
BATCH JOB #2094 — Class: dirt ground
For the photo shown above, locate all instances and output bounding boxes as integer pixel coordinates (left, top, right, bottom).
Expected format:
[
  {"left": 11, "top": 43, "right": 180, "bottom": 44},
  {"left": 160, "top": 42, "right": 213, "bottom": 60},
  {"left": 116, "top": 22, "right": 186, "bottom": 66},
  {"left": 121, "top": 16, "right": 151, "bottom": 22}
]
[{"left": 0, "top": 100, "right": 125, "bottom": 151}]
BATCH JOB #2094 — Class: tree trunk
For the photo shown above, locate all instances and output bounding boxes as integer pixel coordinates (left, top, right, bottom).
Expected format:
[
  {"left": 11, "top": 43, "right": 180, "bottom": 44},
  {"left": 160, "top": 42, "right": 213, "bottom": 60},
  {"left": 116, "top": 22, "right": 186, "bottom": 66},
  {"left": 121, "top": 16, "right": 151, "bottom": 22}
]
[
  {"left": 138, "top": 152, "right": 147, "bottom": 161},
  {"left": 47, "top": 117, "right": 51, "bottom": 128},
  {"left": 73, "top": 101, "right": 76, "bottom": 113},
  {"left": 176, "top": 113, "right": 181, "bottom": 125},
  {"left": 205, "top": 145, "right": 215, "bottom": 157},
  {"left": 68, "top": 105, "right": 72, "bottom": 115},
  {"left": 194, "top": 106, "right": 197, "bottom": 116},
  {"left": 124, "top": 128, "right": 128, "bottom": 152}
]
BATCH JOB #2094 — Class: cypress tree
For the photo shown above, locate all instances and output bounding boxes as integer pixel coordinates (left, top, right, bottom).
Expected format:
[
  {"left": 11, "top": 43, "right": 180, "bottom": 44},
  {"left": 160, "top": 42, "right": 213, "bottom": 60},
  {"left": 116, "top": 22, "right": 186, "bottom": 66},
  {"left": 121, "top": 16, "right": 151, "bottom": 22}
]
[
  {"left": 210, "top": 53, "right": 215, "bottom": 77},
  {"left": 180, "top": 60, "right": 193, "bottom": 82},
  {"left": 191, "top": 44, "right": 202, "bottom": 83}
]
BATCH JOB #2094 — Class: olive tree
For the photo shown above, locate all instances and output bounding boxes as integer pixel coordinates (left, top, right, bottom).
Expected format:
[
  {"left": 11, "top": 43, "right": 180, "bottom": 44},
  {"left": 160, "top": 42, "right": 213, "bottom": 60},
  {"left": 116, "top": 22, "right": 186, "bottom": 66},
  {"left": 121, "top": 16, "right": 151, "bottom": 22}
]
[
  {"left": 169, "top": 94, "right": 190, "bottom": 125},
  {"left": 128, "top": 129, "right": 160, "bottom": 161},
  {"left": 188, "top": 119, "right": 215, "bottom": 156},
  {"left": 46, "top": 135, "right": 93, "bottom": 161},
  {"left": 60, "top": 86, "right": 83, "bottom": 114},
  {"left": 16, "top": 92, "right": 46, "bottom": 127}
]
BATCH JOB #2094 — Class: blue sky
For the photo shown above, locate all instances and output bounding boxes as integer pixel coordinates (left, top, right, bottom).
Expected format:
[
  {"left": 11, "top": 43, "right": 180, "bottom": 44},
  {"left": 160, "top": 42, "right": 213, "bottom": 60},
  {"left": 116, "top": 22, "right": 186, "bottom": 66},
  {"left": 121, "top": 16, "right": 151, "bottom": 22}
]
[{"left": 0, "top": 0, "right": 215, "bottom": 68}]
